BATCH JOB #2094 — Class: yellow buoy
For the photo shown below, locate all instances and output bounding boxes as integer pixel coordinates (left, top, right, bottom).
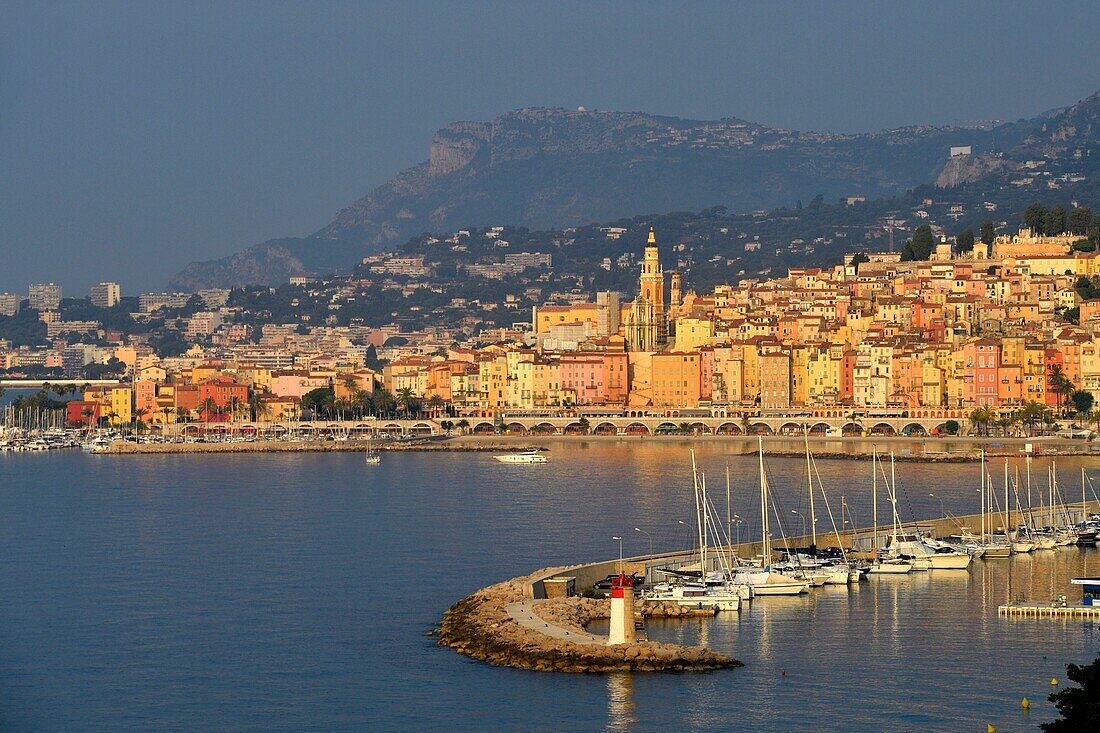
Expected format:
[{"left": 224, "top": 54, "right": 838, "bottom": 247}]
[
  {"left": 1022, "top": 697, "right": 1030, "bottom": 710},
  {"left": 1051, "top": 678, "right": 1059, "bottom": 686},
  {"left": 987, "top": 724, "right": 996, "bottom": 733}
]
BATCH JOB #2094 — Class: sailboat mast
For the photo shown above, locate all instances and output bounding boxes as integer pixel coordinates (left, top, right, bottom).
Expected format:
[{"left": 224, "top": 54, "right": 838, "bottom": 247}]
[
  {"left": 872, "top": 447, "right": 878, "bottom": 551},
  {"left": 691, "top": 450, "right": 704, "bottom": 579},
  {"left": 805, "top": 426, "right": 816, "bottom": 549},
  {"left": 758, "top": 437, "right": 769, "bottom": 564},
  {"left": 1084, "top": 467, "right": 1089, "bottom": 524},
  {"left": 890, "top": 451, "right": 898, "bottom": 547},
  {"left": 981, "top": 444, "right": 990, "bottom": 541},
  {"left": 700, "top": 472, "right": 708, "bottom": 579},
  {"left": 726, "top": 464, "right": 731, "bottom": 554},
  {"left": 1025, "top": 455, "right": 1034, "bottom": 533},
  {"left": 1004, "top": 461, "right": 1010, "bottom": 540}
]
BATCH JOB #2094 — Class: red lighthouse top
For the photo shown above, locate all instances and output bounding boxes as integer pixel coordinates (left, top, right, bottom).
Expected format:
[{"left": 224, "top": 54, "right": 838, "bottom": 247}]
[{"left": 610, "top": 572, "right": 635, "bottom": 598}]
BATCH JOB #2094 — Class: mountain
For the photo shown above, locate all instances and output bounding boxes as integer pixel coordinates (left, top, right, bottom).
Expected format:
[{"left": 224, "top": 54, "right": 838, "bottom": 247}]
[{"left": 170, "top": 97, "right": 1097, "bottom": 290}]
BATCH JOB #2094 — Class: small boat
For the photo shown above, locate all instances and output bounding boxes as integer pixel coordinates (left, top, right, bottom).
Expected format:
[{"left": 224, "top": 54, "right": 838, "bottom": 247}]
[
  {"left": 493, "top": 450, "right": 547, "bottom": 464},
  {"left": 364, "top": 439, "right": 381, "bottom": 465}
]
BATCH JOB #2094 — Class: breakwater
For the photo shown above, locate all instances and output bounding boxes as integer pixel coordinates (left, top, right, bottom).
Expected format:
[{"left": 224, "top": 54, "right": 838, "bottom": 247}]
[
  {"left": 436, "top": 569, "right": 741, "bottom": 673},
  {"left": 94, "top": 434, "right": 1100, "bottom": 460}
]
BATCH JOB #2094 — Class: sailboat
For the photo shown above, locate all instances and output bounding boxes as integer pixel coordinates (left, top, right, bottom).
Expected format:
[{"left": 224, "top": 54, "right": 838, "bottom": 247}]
[
  {"left": 729, "top": 439, "right": 810, "bottom": 595},
  {"left": 867, "top": 448, "right": 913, "bottom": 575},
  {"left": 772, "top": 429, "right": 855, "bottom": 585},
  {"left": 643, "top": 451, "right": 747, "bottom": 611},
  {"left": 364, "top": 437, "right": 381, "bottom": 465}
]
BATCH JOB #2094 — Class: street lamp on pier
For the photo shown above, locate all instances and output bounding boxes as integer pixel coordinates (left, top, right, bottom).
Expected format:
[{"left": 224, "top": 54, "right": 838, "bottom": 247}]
[
  {"left": 612, "top": 536, "right": 623, "bottom": 573},
  {"left": 633, "top": 527, "right": 653, "bottom": 556}
]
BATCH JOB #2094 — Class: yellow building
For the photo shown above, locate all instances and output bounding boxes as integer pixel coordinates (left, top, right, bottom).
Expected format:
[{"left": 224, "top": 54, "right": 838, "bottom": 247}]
[
  {"left": 672, "top": 317, "right": 714, "bottom": 352},
  {"left": 650, "top": 352, "right": 701, "bottom": 408}
]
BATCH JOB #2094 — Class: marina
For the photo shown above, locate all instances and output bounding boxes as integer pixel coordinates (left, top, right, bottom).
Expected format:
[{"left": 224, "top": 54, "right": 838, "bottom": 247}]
[{"left": 1, "top": 441, "right": 1098, "bottom": 731}]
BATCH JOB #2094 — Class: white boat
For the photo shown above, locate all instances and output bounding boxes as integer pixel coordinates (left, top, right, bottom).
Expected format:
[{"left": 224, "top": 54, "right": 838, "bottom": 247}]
[
  {"left": 364, "top": 439, "right": 381, "bottom": 465},
  {"left": 731, "top": 566, "right": 810, "bottom": 594},
  {"left": 493, "top": 450, "right": 547, "bottom": 464},
  {"left": 868, "top": 558, "right": 913, "bottom": 574},
  {"left": 642, "top": 451, "right": 748, "bottom": 611}
]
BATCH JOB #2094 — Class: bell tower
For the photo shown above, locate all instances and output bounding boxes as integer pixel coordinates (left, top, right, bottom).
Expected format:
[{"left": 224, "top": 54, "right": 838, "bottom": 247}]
[{"left": 639, "top": 228, "right": 664, "bottom": 310}]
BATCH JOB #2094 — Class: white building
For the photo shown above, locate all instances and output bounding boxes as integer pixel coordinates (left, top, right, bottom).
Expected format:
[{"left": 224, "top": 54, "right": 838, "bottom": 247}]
[
  {"left": 90, "top": 282, "right": 121, "bottom": 308},
  {"left": 28, "top": 283, "right": 62, "bottom": 311},
  {"left": 0, "top": 292, "right": 20, "bottom": 316}
]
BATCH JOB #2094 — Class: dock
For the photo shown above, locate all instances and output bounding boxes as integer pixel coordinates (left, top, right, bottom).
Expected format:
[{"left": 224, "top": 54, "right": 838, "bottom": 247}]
[{"left": 997, "top": 603, "right": 1100, "bottom": 619}]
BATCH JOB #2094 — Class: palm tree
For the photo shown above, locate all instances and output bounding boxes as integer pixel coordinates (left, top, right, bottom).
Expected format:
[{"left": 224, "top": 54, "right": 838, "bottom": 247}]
[
  {"left": 1047, "top": 364, "right": 1076, "bottom": 415},
  {"left": 200, "top": 396, "right": 218, "bottom": 424},
  {"left": 968, "top": 407, "right": 994, "bottom": 437},
  {"left": 227, "top": 396, "right": 245, "bottom": 423},
  {"left": 133, "top": 407, "right": 149, "bottom": 434},
  {"left": 395, "top": 387, "right": 415, "bottom": 416},
  {"left": 1017, "top": 401, "right": 1047, "bottom": 437},
  {"left": 678, "top": 421, "right": 693, "bottom": 435},
  {"left": 426, "top": 394, "right": 445, "bottom": 417},
  {"left": 456, "top": 418, "right": 470, "bottom": 434}
]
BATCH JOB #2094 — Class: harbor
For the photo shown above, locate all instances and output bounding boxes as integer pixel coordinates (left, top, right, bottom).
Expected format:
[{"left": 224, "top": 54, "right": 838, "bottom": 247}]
[{"left": 2, "top": 439, "right": 1096, "bottom": 730}]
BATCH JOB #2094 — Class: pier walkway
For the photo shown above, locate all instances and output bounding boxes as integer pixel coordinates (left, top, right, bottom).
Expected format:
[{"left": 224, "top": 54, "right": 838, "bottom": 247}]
[{"left": 506, "top": 601, "right": 605, "bottom": 645}]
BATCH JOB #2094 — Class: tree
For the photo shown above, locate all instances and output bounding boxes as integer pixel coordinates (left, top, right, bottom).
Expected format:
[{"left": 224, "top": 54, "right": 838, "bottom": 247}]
[
  {"left": 980, "top": 219, "right": 996, "bottom": 245},
  {"left": 456, "top": 418, "right": 470, "bottom": 434},
  {"left": 1041, "top": 656, "right": 1100, "bottom": 732},
  {"left": 200, "top": 396, "right": 218, "bottom": 423},
  {"left": 943, "top": 420, "right": 960, "bottom": 436},
  {"left": 373, "top": 388, "right": 396, "bottom": 416},
  {"left": 955, "top": 228, "right": 975, "bottom": 254},
  {"left": 850, "top": 252, "right": 869, "bottom": 271},
  {"left": 1025, "top": 202, "right": 1047, "bottom": 233},
  {"left": 1017, "top": 401, "right": 1048, "bottom": 437},
  {"left": 395, "top": 387, "right": 416, "bottom": 415},
  {"left": 1072, "top": 390, "right": 1094, "bottom": 417},
  {"left": 300, "top": 387, "right": 335, "bottom": 418},
  {"left": 1069, "top": 206, "right": 1092, "bottom": 236},
  {"left": 1048, "top": 364, "right": 1075, "bottom": 414},
  {"left": 1045, "top": 205, "right": 1067, "bottom": 236},
  {"left": 577, "top": 417, "right": 591, "bottom": 434},
  {"left": 900, "top": 225, "right": 935, "bottom": 261},
  {"left": 968, "top": 407, "right": 994, "bottom": 436}
]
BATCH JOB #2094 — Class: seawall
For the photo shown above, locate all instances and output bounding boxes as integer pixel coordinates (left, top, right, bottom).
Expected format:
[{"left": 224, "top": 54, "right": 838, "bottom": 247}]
[{"left": 437, "top": 568, "right": 741, "bottom": 673}]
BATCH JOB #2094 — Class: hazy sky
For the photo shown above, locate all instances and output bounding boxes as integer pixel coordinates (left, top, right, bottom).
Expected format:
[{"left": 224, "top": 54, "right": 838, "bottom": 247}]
[{"left": 3, "top": 1, "right": 1100, "bottom": 294}]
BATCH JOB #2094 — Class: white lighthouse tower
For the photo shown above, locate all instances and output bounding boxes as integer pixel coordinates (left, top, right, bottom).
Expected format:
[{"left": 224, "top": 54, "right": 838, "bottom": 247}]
[{"left": 608, "top": 573, "right": 636, "bottom": 645}]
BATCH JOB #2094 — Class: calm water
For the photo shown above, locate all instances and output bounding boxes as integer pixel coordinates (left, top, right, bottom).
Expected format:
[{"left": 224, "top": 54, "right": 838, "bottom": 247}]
[{"left": 0, "top": 441, "right": 1097, "bottom": 732}]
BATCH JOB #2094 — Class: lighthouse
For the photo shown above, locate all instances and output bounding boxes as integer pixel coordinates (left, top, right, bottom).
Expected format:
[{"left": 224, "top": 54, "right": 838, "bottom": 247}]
[{"left": 608, "top": 573, "right": 636, "bottom": 645}]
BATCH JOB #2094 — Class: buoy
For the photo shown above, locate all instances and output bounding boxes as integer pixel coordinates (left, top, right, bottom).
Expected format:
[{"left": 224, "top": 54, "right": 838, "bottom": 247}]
[
  {"left": 987, "top": 724, "right": 996, "bottom": 733},
  {"left": 780, "top": 670, "right": 786, "bottom": 676},
  {"left": 1050, "top": 678, "right": 1059, "bottom": 686},
  {"left": 1022, "top": 697, "right": 1030, "bottom": 710}
]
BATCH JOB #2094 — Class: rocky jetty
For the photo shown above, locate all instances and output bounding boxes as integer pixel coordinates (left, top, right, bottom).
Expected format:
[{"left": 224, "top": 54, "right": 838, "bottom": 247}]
[{"left": 437, "top": 569, "right": 741, "bottom": 673}]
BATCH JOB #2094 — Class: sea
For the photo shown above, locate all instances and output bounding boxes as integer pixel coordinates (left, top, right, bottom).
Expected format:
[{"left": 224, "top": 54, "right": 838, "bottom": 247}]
[{"left": 0, "top": 440, "right": 1097, "bottom": 732}]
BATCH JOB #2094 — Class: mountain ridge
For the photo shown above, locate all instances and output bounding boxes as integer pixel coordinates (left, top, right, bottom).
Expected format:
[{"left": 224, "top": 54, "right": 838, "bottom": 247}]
[{"left": 168, "top": 96, "right": 1100, "bottom": 291}]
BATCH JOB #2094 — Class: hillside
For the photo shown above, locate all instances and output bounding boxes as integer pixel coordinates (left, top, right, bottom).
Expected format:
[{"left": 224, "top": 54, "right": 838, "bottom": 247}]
[{"left": 170, "top": 93, "right": 1100, "bottom": 290}]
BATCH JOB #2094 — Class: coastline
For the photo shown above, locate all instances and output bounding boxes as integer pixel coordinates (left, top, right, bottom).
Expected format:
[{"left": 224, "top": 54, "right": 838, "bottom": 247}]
[{"left": 98, "top": 433, "right": 1100, "bottom": 460}]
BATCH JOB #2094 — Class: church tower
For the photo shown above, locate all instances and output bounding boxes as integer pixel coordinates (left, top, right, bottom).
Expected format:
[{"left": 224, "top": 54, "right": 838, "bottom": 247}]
[{"left": 639, "top": 228, "right": 665, "bottom": 312}]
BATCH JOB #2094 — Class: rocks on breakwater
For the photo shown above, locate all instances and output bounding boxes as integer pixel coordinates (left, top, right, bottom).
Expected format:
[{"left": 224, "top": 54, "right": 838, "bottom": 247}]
[{"left": 437, "top": 569, "right": 741, "bottom": 673}]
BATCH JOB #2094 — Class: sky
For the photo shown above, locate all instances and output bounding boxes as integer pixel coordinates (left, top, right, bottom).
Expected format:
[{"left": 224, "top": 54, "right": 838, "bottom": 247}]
[{"left": 3, "top": 1, "right": 1100, "bottom": 295}]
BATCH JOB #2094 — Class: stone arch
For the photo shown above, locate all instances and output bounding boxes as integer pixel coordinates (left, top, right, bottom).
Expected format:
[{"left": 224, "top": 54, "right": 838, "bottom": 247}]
[
  {"left": 809, "top": 422, "right": 830, "bottom": 435},
  {"left": 749, "top": 422, "right": 774, "bottom": 435},
  {"left": 902, "top": 422, "right": 927, "bottom": 437},
  {"left": 779, "top": 422, "right": 803, "bottom": 435},
  {"left": 655, "top": 422, "right": 679, "bottom": 435},
  {"left": 383, "top": 423, "right": 403, "bottom": 435},
  {"left": 410, "top": 422, "right": 435, "bottom": 435},
  {"left": 870, "top": 422, "right": 896, "bottom": 436},
  {"left": 472, "top": 421, "right": 496, "bottom": 435},
  {"left": 529, "top": 422, "right": 557, "bottom": 435},
  {"left": 690, "top": 422, "right": 710, "bottom": 435},
  {"left": 503, "top": 422, "right": 528, "bottom": 435},
  {"left": 594, "top": 422, "right": 618, "bottom": 435},
  {"left": 842, "top": 422, "right": 863, "bottom": 436},
  {"left": 716, "top": 422, "right": 742, "bottom": 435},
  {"left": 563, "top": 422, "right": 586, "bottom": 435},
  {"left": 625, "top": 422, "right": 650, "bottom": 435}
]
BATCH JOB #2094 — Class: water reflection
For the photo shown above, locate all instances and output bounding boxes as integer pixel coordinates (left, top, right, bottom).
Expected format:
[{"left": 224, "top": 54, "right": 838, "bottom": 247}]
[{"left": 604, "top": 672, "right": 636, "bottom": 732}]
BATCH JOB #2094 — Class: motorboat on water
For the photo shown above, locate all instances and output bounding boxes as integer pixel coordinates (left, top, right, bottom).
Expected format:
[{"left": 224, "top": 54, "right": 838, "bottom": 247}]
[
  {"left": 867, "top": 558, "right": 913, "bottom": 575},
  {"left": 644, "top": 580, "right": 746, "bottom": 612},
  {"left": 493, "top": 449, "right": 547, "bottom": 464}
]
